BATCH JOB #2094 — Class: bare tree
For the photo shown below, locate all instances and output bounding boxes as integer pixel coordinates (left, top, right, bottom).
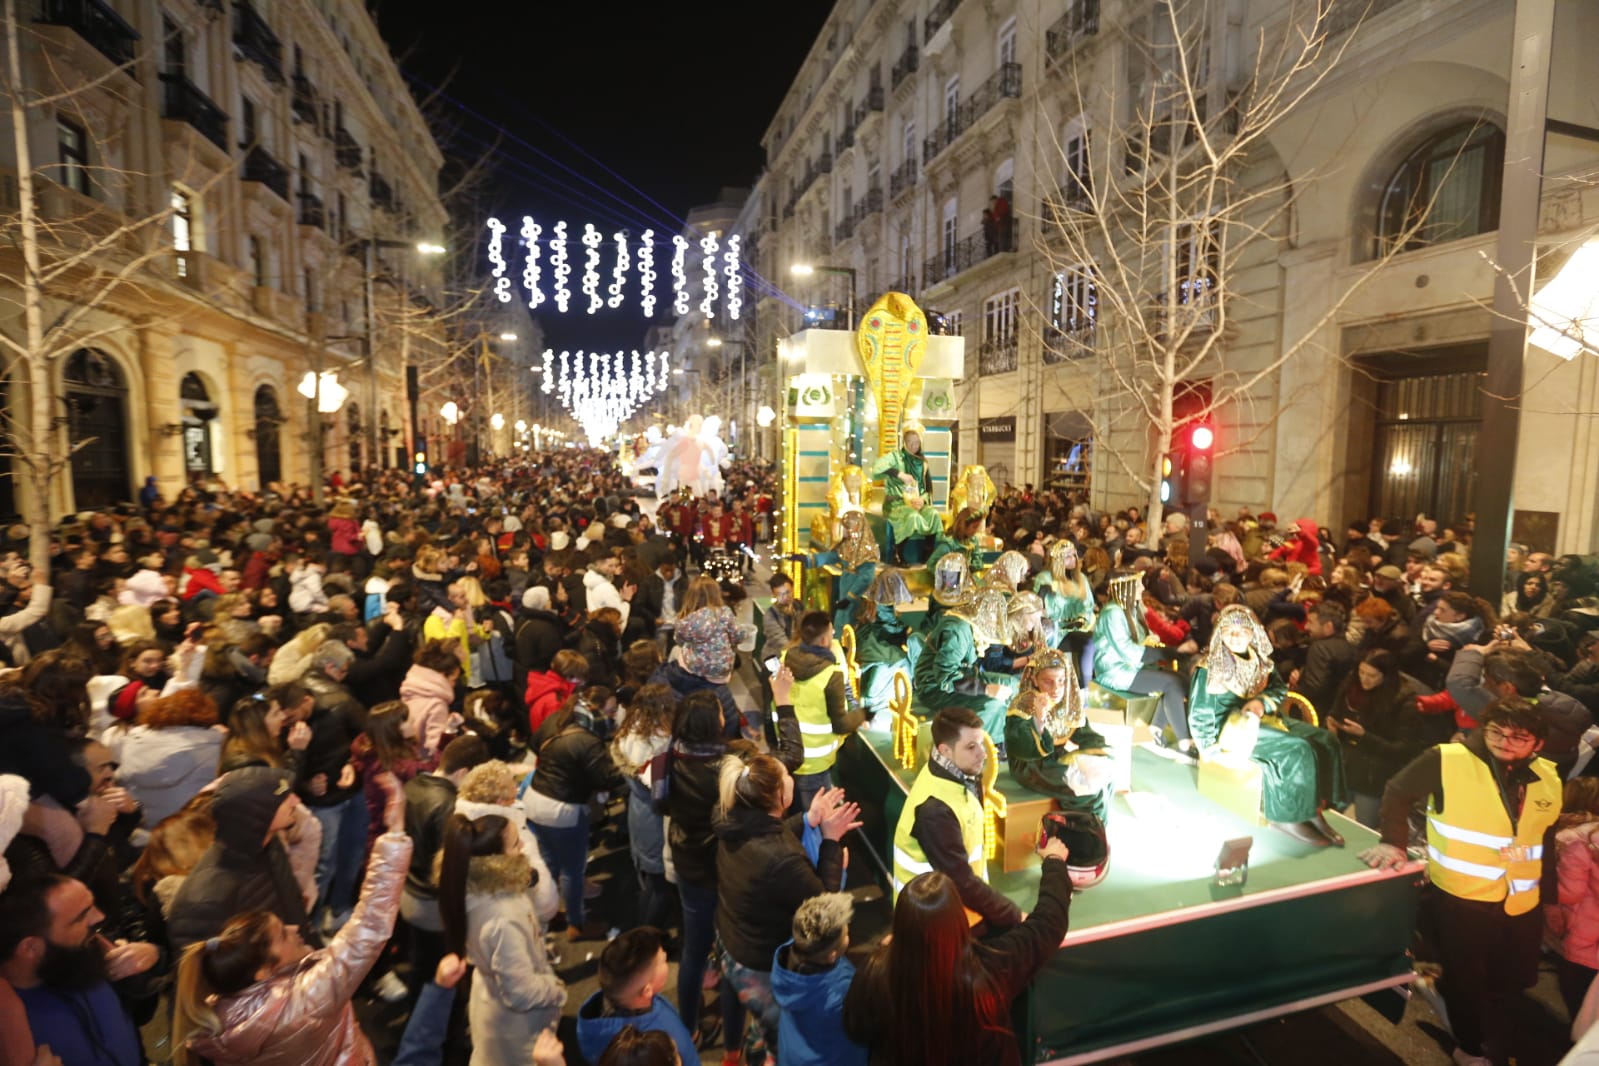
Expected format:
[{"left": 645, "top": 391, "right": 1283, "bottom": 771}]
[
  {"left": 1035, "top": 0, "right": 1444, "bottom": 527},
  {"left": 1, "top": 0, "right": 235, "bottom": 565}
]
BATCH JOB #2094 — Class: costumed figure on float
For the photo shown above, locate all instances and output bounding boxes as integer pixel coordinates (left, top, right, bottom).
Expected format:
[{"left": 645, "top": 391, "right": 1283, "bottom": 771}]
[
  {"left": 870, "top": 420, "right": 944, "bottom": 564},
  {"left": 1091, "top": 570, "right": 1193, "bottom": 747},
  {"left": 651, "top": 415, "right": 729, "bottom": 500},
  {"left": 807, "top": 510, "right": 881, "bottom": 636},
  {"left": 1004, "top": 646, "right": 1117, "bottom": 824},
  {"left": 809, "top": 464, "right": 869, "bottom": 550},
  {"left": 1189, "top": 604, "right": 1349, "bottom": 847},
  {"left": 851, "top": 568, "right": 923, "bottom": 717},
  {"left": 1036, "top": 540, "right": 1096, "bottom": 677},
  {"left": 914, "top": 558, "right": 1018, "bottom": 744}
]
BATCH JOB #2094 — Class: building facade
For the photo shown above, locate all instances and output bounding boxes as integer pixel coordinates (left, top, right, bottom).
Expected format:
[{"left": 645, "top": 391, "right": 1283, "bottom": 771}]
[
  {"left": 0, "top": 0, "right": 448, "bottom": 517},
  {"left": 759, "top": 0, "right": 1599, "bottom": 553}
]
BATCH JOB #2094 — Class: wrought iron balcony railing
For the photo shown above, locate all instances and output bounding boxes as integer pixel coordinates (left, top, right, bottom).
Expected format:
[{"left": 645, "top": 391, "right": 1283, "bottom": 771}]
[
  {"left": 243, "top": 145, "right": 289, "bottom": 201},
  {"left": 922, "top": 217, "right": 1015, "bottom": 287},
  {"left": 923, "top": 62, "right": 1021, "bottom": 164},
  {"left": 233, "top": 0, "right": 284, "bottom": 84},
  {"left": 924, "top": 0, "right": 960, "bottom": 43},
  {"left": 889, "top": 157, "right": 917, "bottom": 198},
  {"left": 36, "top": 0, "right": 139, "bottom": 70},
  {"left": 1045, "top": 0, "right": 1100, "bottom": 60},
  {"left": 890, "top": 43, "right": 918, "bottom": 90},
  {"left": 159, "top": 73, "right": 227, "bottom": 151}
]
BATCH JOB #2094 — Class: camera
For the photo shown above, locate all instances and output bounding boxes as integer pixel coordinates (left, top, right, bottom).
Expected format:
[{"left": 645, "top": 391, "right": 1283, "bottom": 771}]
[{"left": 1496, "top": 624, "right": 1516, "bottom": 642}]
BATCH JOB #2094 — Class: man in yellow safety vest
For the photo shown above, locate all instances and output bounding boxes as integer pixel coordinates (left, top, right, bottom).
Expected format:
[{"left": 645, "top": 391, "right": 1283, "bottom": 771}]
[
  {"left": 785, "top": 609, "right": 866, "bottom": 814},
  {"left": 1362, "top": 697, "right": 1561, "bottom": 1066},
  {"left": 891, "top": 706, "right": 1021, "bottom": 930}
]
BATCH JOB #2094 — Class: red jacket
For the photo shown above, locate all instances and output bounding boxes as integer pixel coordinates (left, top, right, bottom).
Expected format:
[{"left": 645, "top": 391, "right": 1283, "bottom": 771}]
[
  {"left": 1267, "top": 518, "right": 1323, "bottom": 576},
  {"left": 240, "top": 550, "right": 277, "bottom": 591},
  {"left": 182, "top": 567, "right": 224, "bottom": 601},
  {"left": 524, "top": 670, "right": 575, "bottom": 734},
  {"left": 328, "top": 516, "right": 362, "bottom": 556},
  {"left": 1143, "top": 607, "right": 1190, "bottom": 647}
]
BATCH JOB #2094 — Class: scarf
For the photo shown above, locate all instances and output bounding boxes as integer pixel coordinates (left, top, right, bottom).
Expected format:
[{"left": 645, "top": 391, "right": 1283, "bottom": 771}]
[
  {"left": 930, "top": 748, "right": 983, "bottom": 804},
  {"left": 1421, "top": 613, "right": 1484, "bottom": 649}
]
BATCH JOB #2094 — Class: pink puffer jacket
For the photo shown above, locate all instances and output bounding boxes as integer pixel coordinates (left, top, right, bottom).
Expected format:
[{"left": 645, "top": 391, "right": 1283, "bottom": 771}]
[
  {"left": 185, "top": 832, "right": 411, "bottom": 1066},
  {"left": 1548, "top": 821, "right": 1599, "bottom": 967}
]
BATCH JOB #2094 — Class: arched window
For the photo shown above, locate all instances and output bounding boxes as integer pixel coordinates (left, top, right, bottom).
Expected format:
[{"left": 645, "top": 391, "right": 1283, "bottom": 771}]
[
  {"left": 1375, "top": 122, "right": 1504, "bottom": 257},
  {"left": 180, "top": 372, "right": 215, "bottom": 476},
  {"left": 62, "top": 349, "right": 130, "bottom": 510},
  {"left": 254, "top": 385, "right": 283, "bottom": 486}
]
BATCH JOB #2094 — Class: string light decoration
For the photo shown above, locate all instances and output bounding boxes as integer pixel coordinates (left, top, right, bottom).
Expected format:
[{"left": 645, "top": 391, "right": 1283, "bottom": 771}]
[
  {"left": 520, "top": 216, "right": 544, "bottom": 309},
  {"left": 581, "top": 224, "right": 603, "bottom": 314},
  {"left": 483, "top": 218, "right": 751, "bottom": 320},
  {"left": 541, "top": 348, "right": 675, "bottom": 445},
  {"left": 671, "top": 236, "right": 691, "bottom": 316},
  {"left": 551, "top": 221, "right": 571, "bottom": 312},
  {"left": 486, "top": 218, "right": 512, "bottom": 304},
  {"left": 638, "top": 230, "right": 657, "bottom": 318},
  {"left": 541, "top": 349, "right": 554, "bottom": 393},
  {"left": 608, "top": 232, "right": 630, "bottom": 309},
  {"left": 723, "top": 235, "right": 742, "bottom": 321},
  {"left": 699, "top": 232, "right": 720, "bottom": 320}
]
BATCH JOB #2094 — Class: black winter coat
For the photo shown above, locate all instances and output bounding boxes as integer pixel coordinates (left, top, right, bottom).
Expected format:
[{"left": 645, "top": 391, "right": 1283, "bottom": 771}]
[
  {"left": 1329, "top": 673, "right": 1439, "bottom": 797},
  {"left": 714, "top": 804, "right": 844, "bottom": 972},
  {"left": 166, "top": 767, "right": 315, "bottom": 951},
  {"left": 665, "top": 745, "right": 726, "bottom": 890},
  {"left": 514, "top": 609, "right": 568, "bottom": 676},
  {"left": 0, "top": 690, "right": 90, "bottom": 808},
  {"left": 296, "top": 672, "right": 367, "bottom": 807},
  {"left": 529, "top": 715, "right": 623, "bottom": 805},
  {"left": 402, "top": 772, "right": 457, "bottom": 900}
]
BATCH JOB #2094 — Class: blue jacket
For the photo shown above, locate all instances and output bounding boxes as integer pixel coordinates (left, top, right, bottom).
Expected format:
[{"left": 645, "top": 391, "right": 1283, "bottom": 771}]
[
  {"left": 770, "top": 941, "right": 867, "bottom": 1066},
  {"left": 16, "top": 981, "right": 141, "bottom": 1066},
  {"left": 576, "top": 990, "right": 698, "bottom": 1066}
]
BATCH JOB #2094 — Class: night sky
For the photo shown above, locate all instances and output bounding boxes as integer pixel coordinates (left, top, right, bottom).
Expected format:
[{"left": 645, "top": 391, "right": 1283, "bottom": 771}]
[{"left": 375, "top": 2, "right": 834, "bottom": 356}]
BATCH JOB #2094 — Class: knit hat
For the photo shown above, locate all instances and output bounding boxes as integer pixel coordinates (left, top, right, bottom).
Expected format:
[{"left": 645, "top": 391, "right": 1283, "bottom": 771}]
[
  {"left": 211, "top": 766, "right": 294, "bottom": 853},
  {"left": 194, "top": 549, "right": 220, "bottom": 569},
  {"left": 522, "top": 586, "right": 551, "bottom": 611},
  {"left": 1374, "top": 565, "right": 1404, "bottom": 581},
  {"left": 549, "top": 531, "right": 570, "bottom": 551},
  {"left": 246, "top": 533, "right": 274, "bottom": 552},
  {"left": 0, "top": 774, "right": 29, "bottom": 893},
  {"left": 111, "top": 680, "right": 146, "bottom": 721},
  {"left": 1407, "top": 536, "right": 1438, "bottom": 561},
  {"left": 1258, "top": 512, "right": 1277, "bottom": 526}
]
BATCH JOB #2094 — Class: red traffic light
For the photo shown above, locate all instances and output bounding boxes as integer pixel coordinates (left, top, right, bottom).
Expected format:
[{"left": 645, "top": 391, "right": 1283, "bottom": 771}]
[{"left": 1189, "top": 424, "right": 1214, "bottom": 451}]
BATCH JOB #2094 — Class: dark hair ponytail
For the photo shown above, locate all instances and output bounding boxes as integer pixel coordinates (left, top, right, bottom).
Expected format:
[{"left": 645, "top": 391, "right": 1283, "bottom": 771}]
[{"left": 438, "top": 812, "right": 510, "bottom": 956}]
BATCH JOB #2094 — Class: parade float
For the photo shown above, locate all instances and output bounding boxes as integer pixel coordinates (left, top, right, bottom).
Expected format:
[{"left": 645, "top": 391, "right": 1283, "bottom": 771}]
[{"left": 767, "top": 291, "right": 1424, "bottom": 1065}]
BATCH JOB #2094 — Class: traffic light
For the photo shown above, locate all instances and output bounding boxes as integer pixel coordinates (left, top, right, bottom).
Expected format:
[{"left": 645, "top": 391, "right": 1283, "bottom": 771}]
[
  {"left": 1160, "top": 448, "right": 1186, "bottom": 506},
  {"left": 1183, "top": 422, "right": 1215, "bottom": 503}
]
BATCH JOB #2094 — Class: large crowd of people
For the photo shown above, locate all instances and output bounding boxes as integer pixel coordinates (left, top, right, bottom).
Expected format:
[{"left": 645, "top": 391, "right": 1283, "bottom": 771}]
[{"left": 0, "top": 447, "right": 1597, "bottom": 1066}]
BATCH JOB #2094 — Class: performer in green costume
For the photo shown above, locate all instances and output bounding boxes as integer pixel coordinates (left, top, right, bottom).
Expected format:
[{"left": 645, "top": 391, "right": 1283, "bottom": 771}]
[
  {"left": 807, "top": 510, "right": 880, "bottom": 636},
  {"left": 914, "top": 583, "right": 1016, "bottom": 744},
  {"left": 1091, "top": 570, "right": 1191, "bottom": 745},
  {"left": 852, "top": 568, "right": 923, "bottom": 716},
  {"left": 1035, "top": 540, "right": 1095, "bottom": 672},
  {"left": 1189, "top": 604, "right": 1348, "bottom": 847},
  {"left": 1004, "top": 647, "right": 1115, "bottom": 822},
  {"left": 870, "top": 420, "right": 944, "bottom": 563}
]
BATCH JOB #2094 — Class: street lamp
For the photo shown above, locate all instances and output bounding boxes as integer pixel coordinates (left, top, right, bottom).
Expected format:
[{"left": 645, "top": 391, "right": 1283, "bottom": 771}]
[
  {"left": 499, "top": 332, "right": 518, "bottom": 342},
  {"left": 440, "top": 401, "right": 460, "bottom": 425},
  {"left": 362, "top": 236, "right": 446, "bottom": 472},
  {"left": 490, "top": 412, "right": 505, "bottom": 431},
  {"left": 791, "top": 262, "right": 857, "bottom": 329}
]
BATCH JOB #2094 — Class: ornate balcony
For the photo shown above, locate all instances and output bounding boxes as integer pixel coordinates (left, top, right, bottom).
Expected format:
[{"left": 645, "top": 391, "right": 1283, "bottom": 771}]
[
  {"left": 297, "top": 191, "right": 325, "bottom": 230},
  {"left": 1045, "top": 0, "right": 1100, "bottom": 60},
  {"left": 1042, "top": 324, "right": 1095, "bottom": 364},
  {"left": 924, "top": 0, "right": 960, "bottom": 43},
  {"left": 335, "top": 127, "right": 363, "bottom": 174},
  {"left": 854, "top": 186, "right": 883, "bottom": 221},
  {"left": 35, "top": 0, "right": 139, "bottom": 71},
  {"left": 856, "top": 86, "right": 885, "bottom": 123},
  {"left": 888, "top": 157, "right": 917, "bottom": 199},
  {"left": 242, "top": 145, "right": 289, "bottom": 201},
  {"left": 369, "top": 171, "right": 397, "bottom": 212},
  {"left": 233, "top": 0, "right": 284, "bottom": 85},
  {"left": 835, "top": 215, "right": 857, "bottom": 244},
  {"left": 922, "top": 218, "right": 1015, "bottom": 288},
  {"left": 291, "top": 73, "right": 320, "bottom": 128},
  {"left": 890, "top": 43, "right": 918, "bottom": 90},
  {"left": 923, "top": 62, "right": 1022, "bottom": 164},
  {"left": 159, "top": 73, "right": 227, "bottom": 152},
  {"left": 977, "top": 335, "right": 1019, "bottom": 375}
]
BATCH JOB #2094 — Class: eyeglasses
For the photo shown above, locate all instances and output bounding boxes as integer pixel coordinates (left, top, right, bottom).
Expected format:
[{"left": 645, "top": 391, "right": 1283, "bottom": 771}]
[{"left": 1485, "top": 724, "right": 1537, "bottom": 745}]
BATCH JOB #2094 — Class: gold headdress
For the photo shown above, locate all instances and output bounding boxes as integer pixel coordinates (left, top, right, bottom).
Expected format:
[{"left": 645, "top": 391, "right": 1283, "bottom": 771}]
[{"left": 1204, "top": 604, "right": 1275, "bottom": 697}]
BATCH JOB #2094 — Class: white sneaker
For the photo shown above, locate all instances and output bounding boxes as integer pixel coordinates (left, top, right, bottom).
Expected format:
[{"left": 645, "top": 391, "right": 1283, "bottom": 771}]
[{"left": 373, "top": 971, "right": 408, "bottom": 1002}]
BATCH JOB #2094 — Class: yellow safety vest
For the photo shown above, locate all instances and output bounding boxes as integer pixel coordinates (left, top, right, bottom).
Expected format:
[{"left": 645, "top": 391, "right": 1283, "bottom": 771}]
[
  {"left": 891, "top": 762, "right": 986, "bottom": 898},
  {"left": 792, "top": 650, "right": 845, "bottom": 776},
  {"left": 1425, "top": 743, "right": 1561, "bottom": 915}
]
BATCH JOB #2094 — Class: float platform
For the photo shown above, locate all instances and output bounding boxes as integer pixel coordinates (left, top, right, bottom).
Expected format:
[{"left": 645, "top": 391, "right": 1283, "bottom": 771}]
[{"left": 835, "top": 724, "right": 1425, "bottom": 1065}]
